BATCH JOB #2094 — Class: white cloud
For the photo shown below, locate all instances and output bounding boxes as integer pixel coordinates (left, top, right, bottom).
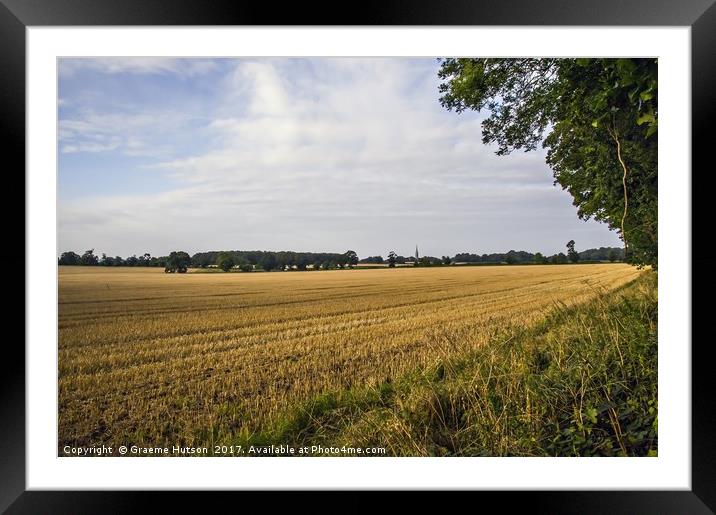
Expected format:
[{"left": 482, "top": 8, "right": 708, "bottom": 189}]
[
  {"left": 59, "top": 110, "right": 196, "bottom": 158},
  {"left": 61, "top": 140, "right": 121, "bottom": 154},
  {"left": 58, "top": 57, "right": 219, "bottom": 77}
]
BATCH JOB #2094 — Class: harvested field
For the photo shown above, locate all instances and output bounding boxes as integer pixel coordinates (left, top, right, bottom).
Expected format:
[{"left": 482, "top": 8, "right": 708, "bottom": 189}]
[{"left": 58, "top": 264, "right": 639, "bottom": 451}]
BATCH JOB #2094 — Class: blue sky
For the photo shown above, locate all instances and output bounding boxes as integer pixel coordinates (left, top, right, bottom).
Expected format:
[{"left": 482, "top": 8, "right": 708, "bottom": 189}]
[{"left": 58, "top": 57, "right": 622, "bottom": 258}]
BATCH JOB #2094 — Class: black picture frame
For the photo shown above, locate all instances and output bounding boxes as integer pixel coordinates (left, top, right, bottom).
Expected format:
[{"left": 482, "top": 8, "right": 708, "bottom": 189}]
[{"left": 2, "top": 1, "right": 712, "bottom": 512}]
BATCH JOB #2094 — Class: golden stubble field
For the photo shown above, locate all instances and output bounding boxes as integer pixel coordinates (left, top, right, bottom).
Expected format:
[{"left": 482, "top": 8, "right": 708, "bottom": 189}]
[{"left": 58, "top": 264, "right": 639, "bottom": 450}]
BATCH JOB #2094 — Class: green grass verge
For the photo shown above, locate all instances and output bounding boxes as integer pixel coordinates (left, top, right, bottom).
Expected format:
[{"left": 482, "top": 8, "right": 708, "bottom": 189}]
[{"left": 221, "top": 272, "right": 657, "bottom": 457}]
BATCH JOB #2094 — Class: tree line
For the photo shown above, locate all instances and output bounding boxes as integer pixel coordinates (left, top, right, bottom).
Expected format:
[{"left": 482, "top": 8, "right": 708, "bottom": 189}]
[
  {"left": 59, "top": 243, "right": 624, "bottom": 271},
  {"left": 192, "top": 250, "right": 358, "bottom": 272},
  {"left": 58, "top": 249, "right": 359, "bottom": 272},
  {"left": 453, "top": 245, "right": 623, "bottom": 265}
]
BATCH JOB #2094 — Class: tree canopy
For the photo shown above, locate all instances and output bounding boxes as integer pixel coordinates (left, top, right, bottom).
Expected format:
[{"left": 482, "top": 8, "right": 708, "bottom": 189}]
[
  {"left": 387, "top": 251, "right": 397, "bottom": 268},
  {"left": 438, "top": 58, "right": 657, "bottom": 268},
  {"left": 343, "top": 250, "right": 359, "bottom": 268},
  {"left": 217, "top": 252, "right": 235, "bottom": 272},
  {"left": 165, "top": 251, "right": 191, "bottom": 273},
  {"left": 80, "top": 249, "right": 98, "bottom": 266},
  {"left": 58, "top": 251, "right": 81, "bottom": 266},
  {"left": 566, "top": 240, "right": 580, "bottom": 263}
]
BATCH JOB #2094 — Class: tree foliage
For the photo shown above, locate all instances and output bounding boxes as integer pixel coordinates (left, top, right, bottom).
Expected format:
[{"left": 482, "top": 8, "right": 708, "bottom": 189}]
[
  {"left": 438, "top": 58, "right": 657, "bottom": 268},
  {"left": 165, "top": 251, "right": 190, "bottom": 273},
  {"left": 58, "top": 251, "right": 81, "bottom": 266},
  {"left": 217, "top": 252, "right": 235, "bottom": 272},
  {"left": 359, "top": 255, "right": 384, "bottom": 264},
  {"left": 343, "top": 250, "right": 359, "bottom": 268},
  {"left": 259, "top": 253, "right": 278, "bottom": 272},
  {"left": 551, "top": 253, "right": 568, "bottom": 265},
  {"left": 387, "top": 251, "right": 397, "bottom": 268},
  {"left": 566, "top": 240, "right": 580, "bottom": 263},
  {"left": 80, "top": 249, "right": 98, "bottom": 266}
]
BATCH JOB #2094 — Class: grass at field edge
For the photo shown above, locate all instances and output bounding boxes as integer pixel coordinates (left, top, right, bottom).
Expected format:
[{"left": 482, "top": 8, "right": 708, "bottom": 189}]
[{"left": 223, "top": 271, "right": 657, "bottom": 457}]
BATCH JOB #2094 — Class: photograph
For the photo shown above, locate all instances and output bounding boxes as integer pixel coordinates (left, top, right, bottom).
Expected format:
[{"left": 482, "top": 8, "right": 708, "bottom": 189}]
[
  {"left": 0, "top": 0, "right": 708, "bottom": 505},
  {"left": 56, "top": 56, "right": 658, "bottom": 458}
]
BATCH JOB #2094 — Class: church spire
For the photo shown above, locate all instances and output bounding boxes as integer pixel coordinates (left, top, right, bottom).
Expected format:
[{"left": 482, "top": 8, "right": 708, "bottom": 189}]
[{"left": 415, "top": 245, "right": 419, "bottom": 261}]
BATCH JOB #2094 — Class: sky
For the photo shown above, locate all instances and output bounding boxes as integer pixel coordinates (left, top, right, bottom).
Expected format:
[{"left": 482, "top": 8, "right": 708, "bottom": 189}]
[{"left": 58, "top": 57, "right": 622, "bottom": 259}]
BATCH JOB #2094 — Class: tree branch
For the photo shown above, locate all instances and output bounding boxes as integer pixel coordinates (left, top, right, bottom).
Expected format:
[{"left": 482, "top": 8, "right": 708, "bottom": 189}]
[{"left": 608, "top": 123, "right": 629, "bottom": 256}]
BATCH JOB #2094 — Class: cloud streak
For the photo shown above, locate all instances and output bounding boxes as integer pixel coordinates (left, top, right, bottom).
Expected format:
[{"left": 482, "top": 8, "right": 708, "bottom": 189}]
[{"left": 59, "top": 57, "right": 219, "bottom": 77}]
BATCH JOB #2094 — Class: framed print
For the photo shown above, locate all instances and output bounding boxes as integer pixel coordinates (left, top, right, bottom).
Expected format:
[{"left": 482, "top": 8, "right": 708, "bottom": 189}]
[{"left": 3, "top": 0, "right": 713, "bottom": 511}]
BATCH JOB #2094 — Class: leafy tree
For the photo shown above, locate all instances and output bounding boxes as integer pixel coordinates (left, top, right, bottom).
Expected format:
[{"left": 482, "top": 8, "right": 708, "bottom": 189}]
[
  {"left": 295, "top": 255, "right": 309, "bottom": 271},
  {"left": 192, "top": 253, "right": 214, "bottom": 268},
  {"left": 454, "top": 253, "right": 482, "bottom": 263},
  {"left": 578, "top": 246, "right": 623, "bottom": 261},
  {"left": 343, "top": 250, "right": 359, "bottom": 268},
  {"left": 566, "top": 240, "right": 580, "bottom": 263},
  {"left": 417, "top": 256, "right": 433, "bottom": 267},
  {"left": 282, "top": 252, "right": 296, "bottom": 270},
  {"left": 505, "top": 253, "right": 517, "bottom": 265},
  {"left": 438, "top": 58, "right": 657, "bottom": 268},
  {"left": 608, "top": 249, "right": 619, "bottom": 262},
  {"left": 80, "top": 249, "right": 98, "bottom": 266},
  {"left": 551, "top": 252, "right": 568, "bottom": 264},
  {"left": 442, "top": 255, "right": 452, "bottom": 265},
  {"left": 166, "top": 251, "right": 191, "bottom": 273},
  {"left": 217, "top": 253, "right": 235, "bottom": 272},
  {"left": 360, "top": 256, "right": 384, "bottom": 264},
  {"left": 534, "top": 252, "right": 547, "bottom": 264},
  {"left": 58, "top": 251, "right": 81, "bottom": 265},
  {"left": 260, "top": 253, "right": 277, "bottom": 272},
  {"left": 387, "top": 251, "right": 397, "bottom": 268},
  {"left": 239, "top": 263, "right": 253, "bottom": 272},
  {"left": 275, "top": 254, "right": 288, "bottom": 271}
]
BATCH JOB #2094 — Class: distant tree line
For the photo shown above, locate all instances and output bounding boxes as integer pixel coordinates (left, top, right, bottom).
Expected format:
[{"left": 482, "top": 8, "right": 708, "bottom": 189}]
[
  {"left": 359, "top": 256, "right": 387, "bottom": 264},
  {"left": 359, "top": 255, "right": 414, "bottom": 265},
  {"left": 58, "top": 244, "right": 625, "bottom": 271},
  {"left": 414, "top": 256, "right": 444, "bottom": 267},
  {"left": 191, "top": 250, "right": 358, "bottom": 271},
  {"left": 453, "top": 246, "right": 624, "bottom": 265},
  {"left": 58, "top": 250, "right": 165, "bottom": 267},
  {"left": 59, "top": 249, "right": 364, "bottom": 272}
]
